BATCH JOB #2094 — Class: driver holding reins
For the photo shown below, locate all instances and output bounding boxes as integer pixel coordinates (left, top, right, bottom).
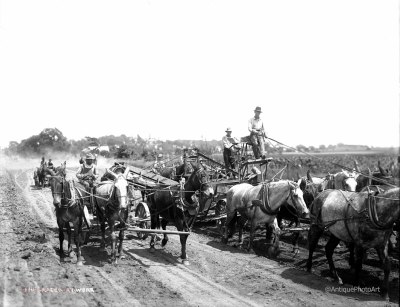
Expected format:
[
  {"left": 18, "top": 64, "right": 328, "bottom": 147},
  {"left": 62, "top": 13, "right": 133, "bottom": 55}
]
[{"left": 76, "top": 153, "right": 99, "bottom": 214}]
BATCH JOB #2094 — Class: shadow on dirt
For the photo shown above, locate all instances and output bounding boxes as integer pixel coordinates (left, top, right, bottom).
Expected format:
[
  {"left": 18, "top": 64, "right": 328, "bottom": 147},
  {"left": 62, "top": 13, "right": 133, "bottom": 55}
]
[
  {"left": 280, "top": 267, "right": 399, "bottom": 304},
  {"left": 30, "top": 185, "right": 43, "bottom": 190}
]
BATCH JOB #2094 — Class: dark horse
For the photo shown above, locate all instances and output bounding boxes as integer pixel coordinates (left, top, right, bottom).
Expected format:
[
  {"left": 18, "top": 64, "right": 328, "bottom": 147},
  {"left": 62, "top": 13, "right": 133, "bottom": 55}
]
[
  {"left": 147, "top": 163, "right": 214, "bottom": 265},
  {"left": 46, "top": 162, "right": 88, "bottom": 265},
  {"left": 34, "top": 164, "right": 47, "bottom": 187},
  {"left": 155, "top": 162, "right": 192, "bottom": 181},
  {"left": 354, "top": 160, "right": 397, "bottom": 192}
]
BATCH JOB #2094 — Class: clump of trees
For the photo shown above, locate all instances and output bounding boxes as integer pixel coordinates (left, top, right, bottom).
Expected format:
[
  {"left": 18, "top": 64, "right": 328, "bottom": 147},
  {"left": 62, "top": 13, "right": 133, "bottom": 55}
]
[{"left": 5, "top": 128, "right": 70, "bottom": 157}]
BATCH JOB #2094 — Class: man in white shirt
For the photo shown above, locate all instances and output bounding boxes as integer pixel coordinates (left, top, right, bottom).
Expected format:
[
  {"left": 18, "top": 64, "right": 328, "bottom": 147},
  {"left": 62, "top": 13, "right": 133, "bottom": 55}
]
[
  {"left": 248, "top": 106, "right": 266, "bottom": 159},
  {"left": 222, "top": 127, "right": 240, "bottom": 172}
]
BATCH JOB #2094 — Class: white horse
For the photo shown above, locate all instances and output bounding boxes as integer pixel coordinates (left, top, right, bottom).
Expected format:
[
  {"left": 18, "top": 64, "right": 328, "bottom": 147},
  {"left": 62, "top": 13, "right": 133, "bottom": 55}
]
[
  {"left": 333, "top": 169, "right": 358, "bottom": 191},
  {"left": 223, "top": 180, "right": 309, "bottom": 254}
]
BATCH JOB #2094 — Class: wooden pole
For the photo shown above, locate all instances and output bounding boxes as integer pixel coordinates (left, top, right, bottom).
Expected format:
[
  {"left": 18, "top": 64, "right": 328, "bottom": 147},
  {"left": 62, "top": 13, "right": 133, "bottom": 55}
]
[{"left": 125, "top": 227, "right": 191, "bottom": 235}]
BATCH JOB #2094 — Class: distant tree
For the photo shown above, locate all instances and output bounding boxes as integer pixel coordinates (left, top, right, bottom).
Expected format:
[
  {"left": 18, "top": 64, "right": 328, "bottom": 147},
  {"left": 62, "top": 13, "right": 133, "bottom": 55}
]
[
  {"left": 4, "top": 141, "right": 19, "bottom": 156},
  {"left": 85, "top": 137, "right": 99, "bottom": 147},
  {"left": 17, "top": 128, "right": 69, "bottom": 156},
  {"left": 296, "top": 144, "right": 309, "bottom": 153}
]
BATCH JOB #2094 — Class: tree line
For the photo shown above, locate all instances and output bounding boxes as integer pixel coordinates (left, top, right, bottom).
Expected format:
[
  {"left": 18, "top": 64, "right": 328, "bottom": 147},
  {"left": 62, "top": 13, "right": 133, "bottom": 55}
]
[{"left": 2, "top": 128, "right": 223, "bottom": 159}]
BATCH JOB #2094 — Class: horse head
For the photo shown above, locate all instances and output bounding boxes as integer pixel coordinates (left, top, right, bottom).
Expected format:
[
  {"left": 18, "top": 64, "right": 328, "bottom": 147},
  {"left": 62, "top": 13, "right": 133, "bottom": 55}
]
[
  {"left": 106, "top": 167, "right": 130, "bottom": 209},
  {"left": 340, "top": 169, "right": 357, "bottom": 191},
  {"left": 54, "top": 161, "right": 67, "bottom": 178},
  {"left": 287, "top": 181, "right": 309, "bottom": 218},
  {"left": 46, "top": 169, "right": 65, "bottom": 207},
  {"left": 297, "top": 177, "right": 307, "bottom": 191},
  {"left": 187, "top": 165, "right": 214, "bottom": 198}
]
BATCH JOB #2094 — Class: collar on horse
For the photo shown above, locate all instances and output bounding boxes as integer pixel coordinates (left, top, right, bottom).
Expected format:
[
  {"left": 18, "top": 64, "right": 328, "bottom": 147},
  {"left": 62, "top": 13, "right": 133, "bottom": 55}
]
[
  {"left": 176, "top": 167, "right": 209, "bottom": 211},
  {"left": 366, "top": 187, "right": 394, "bottom": 230},
  {"left": 251, "top": 182, "right": 296, "bottom": 216}
]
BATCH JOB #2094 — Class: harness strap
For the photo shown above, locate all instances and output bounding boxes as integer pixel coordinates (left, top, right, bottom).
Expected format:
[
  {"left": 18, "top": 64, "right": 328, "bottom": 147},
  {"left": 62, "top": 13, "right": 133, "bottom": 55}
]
[
  {"left": 367, "top": 194, "right": 392, "bottom": 230},
  {"left": 343, "top": 196, "right": 355, "bottom": 241},
  {"left": 251, "top": 183, "right": 280, "bottom": 216}
]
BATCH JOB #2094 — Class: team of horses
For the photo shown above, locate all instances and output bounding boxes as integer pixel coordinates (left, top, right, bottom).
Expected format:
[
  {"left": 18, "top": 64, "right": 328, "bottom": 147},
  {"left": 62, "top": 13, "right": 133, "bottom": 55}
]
[{"left": 44, "top": 159, "right": 399, "bottom": 300}]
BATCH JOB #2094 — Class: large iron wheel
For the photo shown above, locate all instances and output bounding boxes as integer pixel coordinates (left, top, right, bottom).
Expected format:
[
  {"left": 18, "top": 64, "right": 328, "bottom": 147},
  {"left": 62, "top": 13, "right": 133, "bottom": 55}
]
[{"left": 135, "top": 202, "right": 151, "bottom": 240}]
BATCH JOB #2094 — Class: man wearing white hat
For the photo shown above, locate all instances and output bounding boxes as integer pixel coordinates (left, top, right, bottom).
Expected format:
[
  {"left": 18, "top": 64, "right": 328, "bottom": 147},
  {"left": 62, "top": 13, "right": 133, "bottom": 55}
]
[
  {"left": 248, "top": 106, "right": 266, "bottom": 159},
  {"left": 222, "top": 127, "right": 240, "bottom": 172}
]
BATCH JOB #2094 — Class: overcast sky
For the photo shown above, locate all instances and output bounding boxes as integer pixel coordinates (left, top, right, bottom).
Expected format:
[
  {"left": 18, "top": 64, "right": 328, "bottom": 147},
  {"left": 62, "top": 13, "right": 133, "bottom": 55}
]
[{"left": 0, "top": 0, "right": 398, "bottom": 148}]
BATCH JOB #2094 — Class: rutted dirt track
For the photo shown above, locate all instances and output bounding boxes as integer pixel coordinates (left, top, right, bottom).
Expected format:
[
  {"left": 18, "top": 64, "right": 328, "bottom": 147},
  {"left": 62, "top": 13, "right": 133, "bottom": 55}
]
[{"left": 0, "top": 162, "right": 398, "bottom": 306}]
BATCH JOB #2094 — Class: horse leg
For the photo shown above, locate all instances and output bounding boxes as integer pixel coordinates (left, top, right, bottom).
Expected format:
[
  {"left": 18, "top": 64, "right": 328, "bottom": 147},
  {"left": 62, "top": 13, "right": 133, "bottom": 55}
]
[
  {"left": 58, "top": 221, "right": 65, "bottom": 262},
  {"left": 238, "top": 217, "right": 246, "bottom": 247},
  {"left": 99, "top": 213, "right": 106, "bottom": 250},
  {"left": 348, "top": 242, "right": 356, "bottom": 274},
  {"left": 66, "top": 223, "right": 73, "bottom": 256},
  {"left": 265, "top": 223, "right": 274, "bottom": 245},
  {"left": 74, "top": 222, "right": 83, "bottom": 266},
  {"left": 325, "top": 235, "right": 342, "bottom": 284},
  {"left": 222, "top": 212, "right": 236, "bottom": 244},
  {"left": 175, "top": 217, "right": 189, "bottom": 265},
  {"left": 353, "top": 245, "right": 364, "bottom": 287},
  {"left": 110, "top": 223, "right": 117, "bottom": 264},
  {"left": 247, "top": 223, "right": 255, "bottom": 252},
  {"left": 116, "top": 230, "right": 125, "bottom": 263},
  {"left": 306, "top": 224, "right": 324, "bottom": 273},
  {"left": 377, "top": 242, "right": 391, "bottom": 301},
  {"left": 292, "top": 217, "right": 300, "bottom": 257},
  {"left": 161, "top": 218, "right": 169, "bottom": 247},
  {"left": 149, "top": 213, "right": 158, "bottom": 253},
  {"left": 266, "top": 219, "right": 281, "bottom": 258}
]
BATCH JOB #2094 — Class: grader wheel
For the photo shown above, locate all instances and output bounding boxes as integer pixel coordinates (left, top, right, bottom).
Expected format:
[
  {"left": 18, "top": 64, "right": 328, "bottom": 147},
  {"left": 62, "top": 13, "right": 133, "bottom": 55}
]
[{"left": 135, "top": 202, "right": 151, "bottom": 240}]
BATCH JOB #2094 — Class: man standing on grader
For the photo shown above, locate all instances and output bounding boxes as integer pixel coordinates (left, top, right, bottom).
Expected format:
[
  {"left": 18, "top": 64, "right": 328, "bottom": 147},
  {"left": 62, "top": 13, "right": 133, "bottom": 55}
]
[{"left": 248, "top": 106, "right": 266, "bottom": 159}]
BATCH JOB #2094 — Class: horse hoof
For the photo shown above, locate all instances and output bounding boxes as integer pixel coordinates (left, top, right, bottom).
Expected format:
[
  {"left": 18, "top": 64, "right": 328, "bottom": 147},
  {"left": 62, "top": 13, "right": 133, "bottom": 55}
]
[
  {"left": 221, "top": 238, "right": 228, "bottom": 244},
  {"left": 161, "top": 239, "right": 168, "bottom": 247},
  {"left": 182, "top": 259, "right": 190, "bottom": 266},
  {"left": 77, "top": 261, "right": 83, "bottom": 266},
  {"left": 149, "top": 247, "right": 156, "bottom": 253},
  {"left": 338, "top": 278, "right": 343, "bottom": 285},
  {"left": 382, "top": 292, "right": 389, "bottom": 302}
]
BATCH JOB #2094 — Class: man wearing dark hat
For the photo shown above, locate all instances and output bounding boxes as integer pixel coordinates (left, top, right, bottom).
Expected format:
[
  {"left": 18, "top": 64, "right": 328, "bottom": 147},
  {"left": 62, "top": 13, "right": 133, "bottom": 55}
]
[
  {"left": 248, "top": 106, "right": 266, "bottom": 159},
  {"left": 222, "top": 127, "right": 240, "bottom": 172}
]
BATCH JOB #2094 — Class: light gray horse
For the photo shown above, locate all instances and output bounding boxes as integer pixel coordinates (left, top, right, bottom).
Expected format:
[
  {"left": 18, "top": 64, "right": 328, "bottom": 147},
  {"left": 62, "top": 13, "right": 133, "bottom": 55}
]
[
  {"left": 94, "top": 167, "right": 130, "bottom": 264},
  {"left": 306, "top": 187, "right": 400, "bottom": 300},
  {"left": 223, "top": 180, "right": 309, "bottom": 254}
]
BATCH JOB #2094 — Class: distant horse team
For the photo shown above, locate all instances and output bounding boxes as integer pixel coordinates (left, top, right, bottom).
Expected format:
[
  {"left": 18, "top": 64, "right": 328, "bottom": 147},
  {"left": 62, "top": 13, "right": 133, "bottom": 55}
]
[{"left": 43, "top": 157, "right": 399, "bottom": 300}]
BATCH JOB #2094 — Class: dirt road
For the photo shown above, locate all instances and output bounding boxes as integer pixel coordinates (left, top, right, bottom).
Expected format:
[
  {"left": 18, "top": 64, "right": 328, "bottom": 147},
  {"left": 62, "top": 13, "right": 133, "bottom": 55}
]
[{"left": 0, "top": 161, "right": 397, "bottom": 306}]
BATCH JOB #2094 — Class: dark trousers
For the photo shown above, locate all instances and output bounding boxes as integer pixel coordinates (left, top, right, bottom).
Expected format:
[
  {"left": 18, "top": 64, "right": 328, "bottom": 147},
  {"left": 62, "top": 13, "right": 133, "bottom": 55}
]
[{"left": 223, "top": 148, "right": 235, "bottom": 170}]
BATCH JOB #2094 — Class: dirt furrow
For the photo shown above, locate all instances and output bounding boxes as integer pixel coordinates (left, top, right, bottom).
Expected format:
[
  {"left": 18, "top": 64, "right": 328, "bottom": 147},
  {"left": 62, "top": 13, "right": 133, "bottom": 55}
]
[{"left": 124, "top": 239, "right": 261, "bottom": 307}]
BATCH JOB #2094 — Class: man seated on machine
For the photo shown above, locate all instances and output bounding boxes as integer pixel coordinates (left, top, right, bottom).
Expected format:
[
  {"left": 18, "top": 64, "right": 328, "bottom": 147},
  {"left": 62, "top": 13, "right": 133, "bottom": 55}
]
[{"left": 76, "top": 153, "right": 99, "bottom": 215}]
